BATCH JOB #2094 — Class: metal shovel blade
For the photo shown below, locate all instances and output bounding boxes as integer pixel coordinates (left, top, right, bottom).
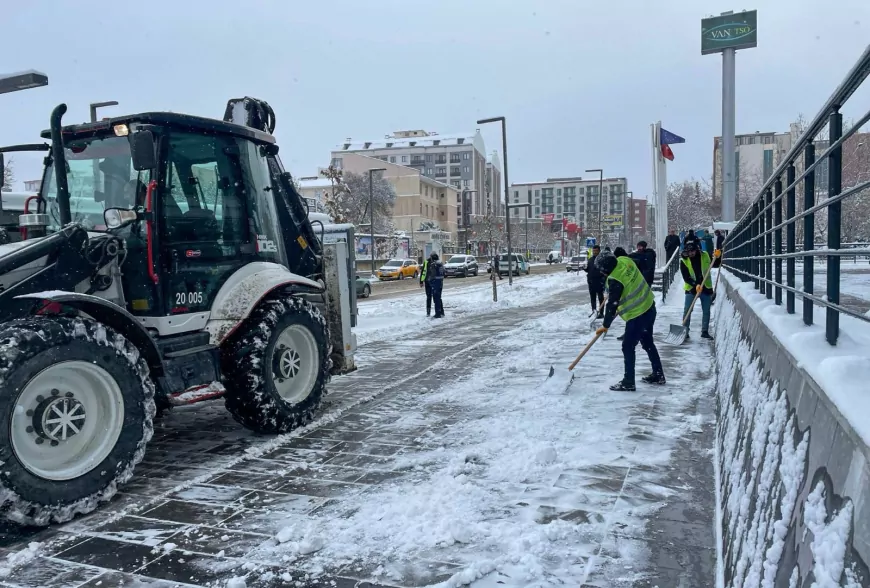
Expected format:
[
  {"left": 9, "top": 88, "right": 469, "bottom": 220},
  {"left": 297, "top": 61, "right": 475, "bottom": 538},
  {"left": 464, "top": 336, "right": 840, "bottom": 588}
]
[
  {"left": 545, "top": 365, "right": 576, "bottom": 394},
  {"left": 664, "top": 323, "right": 688, "bottom": 345}
]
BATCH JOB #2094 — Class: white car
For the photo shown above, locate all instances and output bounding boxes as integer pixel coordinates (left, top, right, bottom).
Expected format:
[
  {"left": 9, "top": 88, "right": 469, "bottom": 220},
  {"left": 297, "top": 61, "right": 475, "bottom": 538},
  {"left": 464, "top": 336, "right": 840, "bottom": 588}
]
[{"left": 547, "top": 251, "right": 563, "bottom": 264}]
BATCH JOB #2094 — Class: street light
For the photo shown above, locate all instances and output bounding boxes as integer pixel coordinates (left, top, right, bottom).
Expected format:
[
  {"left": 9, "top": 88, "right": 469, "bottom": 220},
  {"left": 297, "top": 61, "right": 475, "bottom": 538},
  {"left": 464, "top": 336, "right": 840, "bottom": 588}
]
[
  {"left": 368, "top": 167, "right": 387, "bottom": 277},
  {"left": 90, "top": 101, "right": 119, "bottom": 123},
  {"left": 0, "top": 70, "right": 48, "bottom": 95},
  {"left": 506, "top": 202, "right": 532, "bottom": 259},
  {"left": 461, "top": 189, "right": 478, "bottom": 253},
  {"left": 478, "top": 116, "right": 513, "bottom": 284},
  {"left": 585, "top": 169, "right": 604, "bottom": 243}
]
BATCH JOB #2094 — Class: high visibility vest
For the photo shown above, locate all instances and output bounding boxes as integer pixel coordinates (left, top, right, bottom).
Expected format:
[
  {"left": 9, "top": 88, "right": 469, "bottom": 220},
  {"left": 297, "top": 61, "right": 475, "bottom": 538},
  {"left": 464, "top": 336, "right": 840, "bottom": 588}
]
[
  {"left": 420, "top": 260, "right": 429, "bottom": 282},
  {"left": 681, "top": 252, "right": 713, "bottom": 291},
  {"left": 607, "top": 256, "right": 654, "bottom": 322}
]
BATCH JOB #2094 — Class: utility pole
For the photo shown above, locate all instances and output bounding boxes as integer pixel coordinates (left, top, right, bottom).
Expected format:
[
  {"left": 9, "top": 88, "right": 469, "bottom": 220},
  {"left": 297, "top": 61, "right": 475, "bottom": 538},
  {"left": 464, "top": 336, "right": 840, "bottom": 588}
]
[
  {"left": 368, "top": 167, "right": 387, "bottom": 276},
  {"left": 478, "top": 116, "right": 512, "bottom": 284},
  {"left": 586, "top": 168, "right": 604, "bottom": 242}
]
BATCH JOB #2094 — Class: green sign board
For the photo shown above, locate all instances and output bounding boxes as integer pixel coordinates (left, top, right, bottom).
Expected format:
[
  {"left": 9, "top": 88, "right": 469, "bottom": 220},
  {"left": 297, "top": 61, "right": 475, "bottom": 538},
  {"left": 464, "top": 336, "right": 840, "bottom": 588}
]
[{"left": 701, "top": 10, "right": 757, "bottom": 55}]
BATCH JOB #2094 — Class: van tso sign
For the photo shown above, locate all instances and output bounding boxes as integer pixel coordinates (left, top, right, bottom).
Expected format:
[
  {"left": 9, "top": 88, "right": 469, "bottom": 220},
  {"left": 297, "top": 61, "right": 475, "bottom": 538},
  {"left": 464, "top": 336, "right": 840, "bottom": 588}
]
[{"left": 701, "top": 10, "right": 757, "bottom": 55}]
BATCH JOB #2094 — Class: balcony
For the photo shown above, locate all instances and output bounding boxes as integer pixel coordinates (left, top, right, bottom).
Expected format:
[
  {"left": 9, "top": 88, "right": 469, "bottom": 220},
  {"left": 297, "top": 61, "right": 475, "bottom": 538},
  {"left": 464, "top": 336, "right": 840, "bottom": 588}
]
[{"left": 409, "top": 158, "right": 425, "bottom": 166}]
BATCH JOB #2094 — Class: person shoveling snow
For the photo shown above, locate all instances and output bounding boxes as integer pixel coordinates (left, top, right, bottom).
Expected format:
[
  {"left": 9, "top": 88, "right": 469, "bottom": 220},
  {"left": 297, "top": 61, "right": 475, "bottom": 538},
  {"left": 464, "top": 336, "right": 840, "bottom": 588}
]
[{"left": 594, "top": 252, "right": 666, "bottom": 391}]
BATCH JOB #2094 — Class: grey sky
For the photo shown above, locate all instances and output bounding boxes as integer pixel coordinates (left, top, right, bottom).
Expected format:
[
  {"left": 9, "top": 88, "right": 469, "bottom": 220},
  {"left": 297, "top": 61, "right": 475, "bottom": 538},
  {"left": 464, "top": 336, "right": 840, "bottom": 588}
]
[{"left": 2, "top": 0, "right": 868, "bottom": 199}]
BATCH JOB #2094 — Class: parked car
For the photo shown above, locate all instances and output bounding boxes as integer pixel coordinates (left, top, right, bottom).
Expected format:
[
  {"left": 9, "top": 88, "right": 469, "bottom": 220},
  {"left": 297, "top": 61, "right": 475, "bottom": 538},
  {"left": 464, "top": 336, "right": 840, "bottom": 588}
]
[
  {"left": 498, "top": 253, "right": 530, "bottom": 276},
  {"left": 547, "top": 251, "right": 563, "bottom": 264},
  {"left": 444, "top": 255, "right": 479, "bottom": 278},
  {"left": 376, "top": 259, "right": 418, "bottom": 281},
  {"left": 567, "top": 256, "right": 584, "bottom": 272},
  {"left": 355, "top": 275, "right": 372, "bottom": 298}
]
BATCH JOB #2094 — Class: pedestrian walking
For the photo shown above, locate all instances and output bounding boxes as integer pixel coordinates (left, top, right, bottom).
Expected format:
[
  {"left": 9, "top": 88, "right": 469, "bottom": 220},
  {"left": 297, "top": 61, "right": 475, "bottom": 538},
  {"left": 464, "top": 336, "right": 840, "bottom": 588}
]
[
  {"left": 594, "top": 253, "right": 666, "bottom": 391},
  {"left": 419, "top": 254, "right": 433, "bottom": 316},
  {"left": 493, "top": 254, "right": 503, "bottom": 280},
  {"left": 679, "top": 241, "right": 717, "bottom": 340},
  {"left": 683, "top": 230, "right": 702, "bottom": 251},
  {"left": 582, "top": 245, "right": 605, "bottom": 316},
  {"left": 664, "top": 229, "right": 681, "bottom": 263},
  {"left": 428, "top": 253, "right": 445, "bottom": 318}
]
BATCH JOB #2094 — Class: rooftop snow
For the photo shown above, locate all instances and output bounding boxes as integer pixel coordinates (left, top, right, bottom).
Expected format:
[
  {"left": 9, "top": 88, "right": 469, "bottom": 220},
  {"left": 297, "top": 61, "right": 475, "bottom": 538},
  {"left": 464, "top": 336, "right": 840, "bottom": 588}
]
[{"left": 298, "top": 178, "right": 333, "bottom": 189}]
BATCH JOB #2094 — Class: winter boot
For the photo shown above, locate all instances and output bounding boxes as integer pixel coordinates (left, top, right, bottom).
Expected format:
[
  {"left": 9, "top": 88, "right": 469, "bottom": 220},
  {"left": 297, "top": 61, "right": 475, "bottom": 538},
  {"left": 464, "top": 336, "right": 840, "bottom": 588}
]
[
  {"left": 642, "top": 372, "right": 667, "bottom": 385},
  {"left": 597, "top": 311, "right": 604, "bottom": 319},
  {"left": 616, "top": 334, "right": 625, "bottom": 341},
  {"left": 609, "top": 380, "right": 636, "bottom": 392},
  {"left": 701, "top": 331, "right": 713, "bottom": 339},
  {"left": 682, "top": 332, "right": 691, "bottom": 344}
]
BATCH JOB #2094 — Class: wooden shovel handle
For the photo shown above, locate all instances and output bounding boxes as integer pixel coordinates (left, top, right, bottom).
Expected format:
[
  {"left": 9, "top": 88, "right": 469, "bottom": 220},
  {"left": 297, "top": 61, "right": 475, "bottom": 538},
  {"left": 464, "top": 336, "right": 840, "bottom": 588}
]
[
  {"left": 681, "top": 259, "right": 716, "bottom": 326},
  {"left": 569, "top": 330, "right": 604, "bottom": 371}
]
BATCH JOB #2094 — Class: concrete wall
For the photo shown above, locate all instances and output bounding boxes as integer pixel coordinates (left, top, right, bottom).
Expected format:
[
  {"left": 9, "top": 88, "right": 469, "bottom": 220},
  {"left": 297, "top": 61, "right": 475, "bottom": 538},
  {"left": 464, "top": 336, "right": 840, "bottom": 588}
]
[{"left": 714, "top": 277, "right": 869, "bottom": 587}]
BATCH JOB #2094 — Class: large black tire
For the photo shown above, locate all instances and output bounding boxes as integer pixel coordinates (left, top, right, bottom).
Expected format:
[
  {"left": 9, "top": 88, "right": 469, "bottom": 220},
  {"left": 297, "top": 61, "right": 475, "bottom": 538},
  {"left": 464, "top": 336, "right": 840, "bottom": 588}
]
[
  {"left": 0, "top": 316, "right": 155, "bottom": 526},
  {"left": 363, "top": 284, "right": 371, "bottom": 298},
  {"left": 222, "top": 297, "right": 330, "bottom": 434}
]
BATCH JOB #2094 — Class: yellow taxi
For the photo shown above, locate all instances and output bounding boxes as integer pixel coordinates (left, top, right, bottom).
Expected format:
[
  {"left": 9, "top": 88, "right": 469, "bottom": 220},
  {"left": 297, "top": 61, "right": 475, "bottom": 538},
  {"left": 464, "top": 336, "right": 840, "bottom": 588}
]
[{"left": 376, "top": 259, "right": 419, "bottom": 281}]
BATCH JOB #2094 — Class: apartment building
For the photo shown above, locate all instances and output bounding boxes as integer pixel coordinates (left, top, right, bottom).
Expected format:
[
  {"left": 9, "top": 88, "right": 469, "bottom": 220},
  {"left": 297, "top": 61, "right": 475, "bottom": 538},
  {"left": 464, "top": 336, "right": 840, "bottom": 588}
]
[
  {"left": 712, "top": 126, "right": 797, "bottom": 201},
  {"left": 296, "top": 177, "right": 329, "bottom": 213},
  {"left": 509, "top": 176, "right": 629, "bottom": 235},
  {"left": 330, "top": 129, "right": 493, "bottom": 219},
  {"left": 328, "top": 152, "right": 459, "bottom": 244},
  {"left": 627, "top": 197, "right": 648, "bottom": 242}
]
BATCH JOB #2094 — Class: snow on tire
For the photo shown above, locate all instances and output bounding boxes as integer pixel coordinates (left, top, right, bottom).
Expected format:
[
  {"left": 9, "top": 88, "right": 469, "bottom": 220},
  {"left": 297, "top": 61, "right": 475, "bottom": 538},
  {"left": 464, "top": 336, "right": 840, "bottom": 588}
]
[
  {"left": 0, "top": 316, "right": 155, "bottom": 526},
  {"left": 221, "top": 296, "right": 330, "bottom": 435}
]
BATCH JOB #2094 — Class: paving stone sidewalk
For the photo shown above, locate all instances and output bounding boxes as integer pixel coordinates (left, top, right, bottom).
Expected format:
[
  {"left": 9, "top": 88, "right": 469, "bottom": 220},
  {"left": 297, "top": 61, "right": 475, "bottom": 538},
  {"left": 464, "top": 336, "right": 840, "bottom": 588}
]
[{"left": 0, "top": 288, "right": 718, "bottom": 588}]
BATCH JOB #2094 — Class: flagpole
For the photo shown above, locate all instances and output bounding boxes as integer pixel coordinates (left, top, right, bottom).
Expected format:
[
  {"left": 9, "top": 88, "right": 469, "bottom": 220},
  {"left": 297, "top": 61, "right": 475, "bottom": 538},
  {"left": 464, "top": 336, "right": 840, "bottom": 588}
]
[{"left": 656, "top": 121, "right": 668, "bottom": 267}]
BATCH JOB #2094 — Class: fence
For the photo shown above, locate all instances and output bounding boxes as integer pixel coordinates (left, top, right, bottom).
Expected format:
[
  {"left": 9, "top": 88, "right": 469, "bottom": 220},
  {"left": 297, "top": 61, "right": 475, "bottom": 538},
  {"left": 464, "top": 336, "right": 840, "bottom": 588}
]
[
  {"left": 657, "top": 247, "right": 682, "bottom": 302},
  {"left": 723, "top": 45, "right": 870, "bottom": 345}
]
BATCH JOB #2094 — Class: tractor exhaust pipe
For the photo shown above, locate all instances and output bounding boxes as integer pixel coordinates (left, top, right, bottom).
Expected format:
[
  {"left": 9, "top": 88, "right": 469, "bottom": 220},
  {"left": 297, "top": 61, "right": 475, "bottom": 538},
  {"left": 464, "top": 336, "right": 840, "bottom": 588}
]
[{"left": 49, "top": 103, "right": 71, "bottom": 226}]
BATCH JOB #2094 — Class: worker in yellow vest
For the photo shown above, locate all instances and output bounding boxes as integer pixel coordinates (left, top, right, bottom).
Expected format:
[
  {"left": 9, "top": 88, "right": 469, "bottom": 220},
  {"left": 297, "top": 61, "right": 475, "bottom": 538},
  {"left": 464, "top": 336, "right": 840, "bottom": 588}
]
[
  {"left": 595, "top": 253, "right": 666, "bottom": 391},
  {"left": 679, "top": 242, "right": 717, "bottom": 340}
]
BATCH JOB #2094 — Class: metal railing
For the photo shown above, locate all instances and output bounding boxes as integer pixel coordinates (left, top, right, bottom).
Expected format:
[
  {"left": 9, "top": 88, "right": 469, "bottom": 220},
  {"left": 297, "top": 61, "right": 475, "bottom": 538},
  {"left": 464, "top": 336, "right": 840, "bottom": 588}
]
[
  {"left": 658, "top": 247, "right": 682, "bottom": 302},
  {"left": 723, "top": 45, "right": 870, "bottom": 345}
]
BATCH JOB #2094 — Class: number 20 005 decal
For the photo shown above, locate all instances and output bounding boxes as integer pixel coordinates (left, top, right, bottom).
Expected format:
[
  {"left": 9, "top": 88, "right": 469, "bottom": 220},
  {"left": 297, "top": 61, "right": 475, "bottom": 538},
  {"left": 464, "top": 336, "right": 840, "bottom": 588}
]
[{"left": 175, "top": 291, "right": 204, "bottom": 305}]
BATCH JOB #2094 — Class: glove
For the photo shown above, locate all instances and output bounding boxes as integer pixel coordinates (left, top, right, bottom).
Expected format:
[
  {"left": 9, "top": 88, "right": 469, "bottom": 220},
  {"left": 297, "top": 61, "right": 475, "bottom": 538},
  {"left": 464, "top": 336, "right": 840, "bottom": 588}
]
[
  {"left": 595, "top": 327, "right": 608, "bottom": 336},
  {"left": 713, "top": 249, "right": 722, "bottom": 258},
  {"left": 420, "top": 281, "right": 424, "bottom": 288},
  {"left": 695, "top": 284, "right": 703, "bottom": 294}
]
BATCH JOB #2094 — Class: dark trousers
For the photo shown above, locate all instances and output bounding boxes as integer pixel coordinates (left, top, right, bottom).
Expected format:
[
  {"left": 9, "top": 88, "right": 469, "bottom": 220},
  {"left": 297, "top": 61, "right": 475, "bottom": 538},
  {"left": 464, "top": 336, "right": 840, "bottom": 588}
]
[
  {"left": 587, "top": 283, "right": 604, "bottom": 313},
  {"left": 622, "top": 306, "right": 663, "bottom": 384},
  {"left": 683, "top": 291, "right": 712, "bottom": 333},
  {"left": 665, "top": 248, "right": 677, "bottom": 263},
  {"left": 431, "top": 280, "right": 444, "bottom": 316},
  {"left": 424, "top": 281, "right": 433, "bottom": 315}
]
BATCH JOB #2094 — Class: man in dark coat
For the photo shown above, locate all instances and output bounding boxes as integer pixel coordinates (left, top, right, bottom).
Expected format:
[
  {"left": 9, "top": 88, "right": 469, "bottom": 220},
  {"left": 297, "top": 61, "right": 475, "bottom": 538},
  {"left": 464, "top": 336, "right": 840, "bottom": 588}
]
[
  {"left": 664, "top": 229, "right": 681, "bottom": 263},
  {"left": 419, "top": 254, "right": 433, "bottom": 316},
  {"left": 427, "top": 253, "right": 446, "bottom": 318},
  {"left": 684, "top": 230, "right": 702, "bottom": 251},
  {"left": 582, "top": 245, "right": 605, "bottom": 317},
  {"left": 635, "top": 241, "right": 656, "bottom": 286}
]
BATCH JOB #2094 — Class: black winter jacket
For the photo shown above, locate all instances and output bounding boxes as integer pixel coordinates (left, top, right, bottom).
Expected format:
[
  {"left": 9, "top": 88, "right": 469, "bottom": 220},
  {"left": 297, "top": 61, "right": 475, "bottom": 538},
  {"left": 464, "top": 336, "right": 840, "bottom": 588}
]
[{"left": 583, "top": 254, "right": 605, "bottom": 286}]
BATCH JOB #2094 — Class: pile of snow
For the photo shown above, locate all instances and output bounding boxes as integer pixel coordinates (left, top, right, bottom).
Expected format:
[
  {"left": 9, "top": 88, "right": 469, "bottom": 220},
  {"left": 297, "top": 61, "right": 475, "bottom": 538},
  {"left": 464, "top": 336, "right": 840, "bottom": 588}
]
[
  {"left": 0, "top": 542, "right": 41, "bottom": 578},
  {"left": 354, "top": 272, "right": 584, "bottom": 347},
  {"left": 720, "top": 270, "right": 870, "bottom": 447}
]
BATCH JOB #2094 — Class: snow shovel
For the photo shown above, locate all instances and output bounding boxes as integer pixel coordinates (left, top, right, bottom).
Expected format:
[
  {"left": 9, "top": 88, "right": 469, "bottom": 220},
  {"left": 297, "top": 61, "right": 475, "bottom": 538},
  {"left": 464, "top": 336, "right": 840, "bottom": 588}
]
[
  {"left": 569, "top": 330, "right": 606, "bottom": 371},
  {"left": 664, "top": 260, "right": 715, "bottom": 345}
]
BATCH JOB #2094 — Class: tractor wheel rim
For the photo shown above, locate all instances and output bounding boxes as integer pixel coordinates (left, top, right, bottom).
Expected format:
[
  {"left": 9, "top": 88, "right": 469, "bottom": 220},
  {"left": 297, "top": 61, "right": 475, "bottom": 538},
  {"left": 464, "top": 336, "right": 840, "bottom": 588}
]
[
  {"left": 272, "top": 324, "right": 319, "bottom": 404},
  {"left": 11, "top": 361, "right": 125, "bottom": 481}
]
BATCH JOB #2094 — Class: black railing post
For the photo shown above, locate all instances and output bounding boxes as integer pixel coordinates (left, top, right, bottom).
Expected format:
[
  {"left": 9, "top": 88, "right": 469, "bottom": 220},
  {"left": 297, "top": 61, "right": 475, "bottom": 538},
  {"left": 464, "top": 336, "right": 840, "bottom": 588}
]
[
  {"left": 751, "top": 202, "right": 760, "bottom": 289},
  {"left": 765, "top": 189, "right": 773, "bottom": 299},
  {"left": 826, "top": 112, "right": 843, "bottom": 345},
  {"left": 774, "top": 178, "right": 783, "bottom": 305},
  {"left": 803, "top": 143, "right": 816, "bottom": 326},
  {"left": 786, "top": 164, "right": 796, "bottom": 314}
]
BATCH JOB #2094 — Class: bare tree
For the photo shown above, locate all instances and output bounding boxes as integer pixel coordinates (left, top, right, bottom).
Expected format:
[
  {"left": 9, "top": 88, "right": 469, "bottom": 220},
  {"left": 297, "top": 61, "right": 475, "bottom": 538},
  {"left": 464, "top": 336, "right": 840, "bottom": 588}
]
[
  {"left": 319, "top": 170, "right": 396, "bottom": 235},
  {"left": 2, "top": 157, "right": 14, "bottom": 192},
  {"left": 667, "top": 178, "right": 716, "bottom": 230}
]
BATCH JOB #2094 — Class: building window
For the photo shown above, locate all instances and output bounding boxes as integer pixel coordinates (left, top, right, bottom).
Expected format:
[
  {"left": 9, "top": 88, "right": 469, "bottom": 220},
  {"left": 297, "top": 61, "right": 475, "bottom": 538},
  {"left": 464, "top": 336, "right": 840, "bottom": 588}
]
[
  {"left": 463, "top": 166, "right": 470, "bottom": 173},
  {"left": 557, "top": 188, "right": 562, "bottom": 196},
  {"left": 463, "top": 180, "right": 470, "bottom": 188},
  {"left": 402, "top": 155, "right": 408, "bottom": 163},
  {"left": 425, "top": 168, "right": 433, "bottom": 175},
  {"left": 450, "top": 154, "right": 461, "bottom": 163},
  {"left": 426, "top": 154, "right": 433, "bottom": 161},
  {"left": 535, "top": 207, "right": 540, "bottom": 215},
  {"left": 514, "top": 190, "right": 519, "bottom": 199},
  {"left": 389, "top": 156, "right": 396, "bottom": 163},
  {"left": 463, "top": 152, "right": 470, "bottom": 160},
  {"left": 330, "top": 157, "right": 343, "bottom": 169},
  {"left": 534, "top": 189, "right": 540, "bottom": 198},
  {"left": 452, "top": 180, "right": 461, "bottom": 189},
  {"left": 436, "top": 155, "right": 447, "bottom": 164},
  {"left": 435, "top": 167, "right": 446, "bottom": 178},
  {"left": 450, "top": 166, "right": 460, "bottom": 176}
]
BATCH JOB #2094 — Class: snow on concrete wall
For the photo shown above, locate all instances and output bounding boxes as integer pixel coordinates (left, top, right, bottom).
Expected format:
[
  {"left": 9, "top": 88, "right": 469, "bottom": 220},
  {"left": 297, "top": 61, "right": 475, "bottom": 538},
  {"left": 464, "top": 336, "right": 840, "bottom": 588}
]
[{"left": 714, "top": 277, "right": 869, "bottom": 587}]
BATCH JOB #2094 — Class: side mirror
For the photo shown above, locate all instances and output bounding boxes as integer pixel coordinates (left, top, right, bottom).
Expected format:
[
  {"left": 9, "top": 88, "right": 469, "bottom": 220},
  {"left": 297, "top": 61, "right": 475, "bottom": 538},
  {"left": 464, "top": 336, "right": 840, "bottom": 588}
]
[
  {"left": 129, "top": 131, "right": 156, "bottom": 171},
  {"left": 104, "top": 208, "right": 139, "bottom": 230}
]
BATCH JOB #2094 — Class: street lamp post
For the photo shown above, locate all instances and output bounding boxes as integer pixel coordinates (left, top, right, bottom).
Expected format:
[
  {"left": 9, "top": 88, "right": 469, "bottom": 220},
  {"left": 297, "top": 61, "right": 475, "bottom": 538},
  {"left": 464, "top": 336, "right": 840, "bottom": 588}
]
[
  {"left": 624, "top": 190, "right": 633, "bottom": 246},
  {"left": 0, "top": 70, "right": 48, "bottom": 95},
  {"left": 368, "top": 168, "right": 387, "bottom": 276},
  {"left": 585, "top": 168, "right": 604, "bottom": 244},
  {"left": 90, "top": 101, "right": 119, "bottom": 123},
  {"left": 478, "top": 116, "right": 512, "bottom": 284}
]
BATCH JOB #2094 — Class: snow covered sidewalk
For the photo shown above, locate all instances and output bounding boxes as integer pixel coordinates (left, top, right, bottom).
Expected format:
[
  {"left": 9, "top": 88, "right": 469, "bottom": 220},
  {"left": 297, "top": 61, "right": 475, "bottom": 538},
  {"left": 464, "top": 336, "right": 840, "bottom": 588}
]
[{"left": 0, "top": 275, "right": 719, "bottom": 588}]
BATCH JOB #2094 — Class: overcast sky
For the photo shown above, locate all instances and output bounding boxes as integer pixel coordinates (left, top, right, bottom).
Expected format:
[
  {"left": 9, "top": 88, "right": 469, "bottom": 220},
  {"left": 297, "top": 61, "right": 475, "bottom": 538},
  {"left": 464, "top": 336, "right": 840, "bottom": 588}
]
[{"left": 2, "top": 0, "right": 868, "bottom": 198}]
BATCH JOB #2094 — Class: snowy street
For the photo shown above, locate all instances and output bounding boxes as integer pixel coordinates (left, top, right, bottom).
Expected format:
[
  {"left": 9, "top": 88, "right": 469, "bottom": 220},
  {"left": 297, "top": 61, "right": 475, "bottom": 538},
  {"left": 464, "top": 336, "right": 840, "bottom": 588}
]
[{"left": 0, "top": 274, "right": 718, "bottom": 588}]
